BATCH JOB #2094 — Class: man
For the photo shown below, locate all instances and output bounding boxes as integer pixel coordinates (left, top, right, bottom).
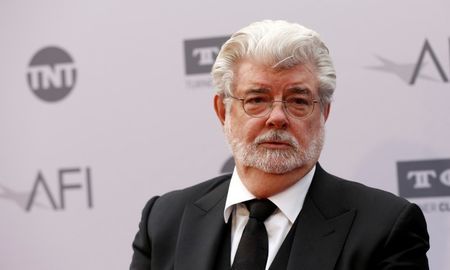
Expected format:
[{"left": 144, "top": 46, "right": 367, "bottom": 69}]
[{"left": 130, "top": 20, "right": 429, "bottom": 270}]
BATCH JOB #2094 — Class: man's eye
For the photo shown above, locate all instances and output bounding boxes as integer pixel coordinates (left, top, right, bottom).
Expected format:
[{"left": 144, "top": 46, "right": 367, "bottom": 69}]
[
  {"left": 287, "top": 97, "right": 309, "bottom": 105},
  {"left": 245, "top": 96, "right": 269, "bottom": 104}
]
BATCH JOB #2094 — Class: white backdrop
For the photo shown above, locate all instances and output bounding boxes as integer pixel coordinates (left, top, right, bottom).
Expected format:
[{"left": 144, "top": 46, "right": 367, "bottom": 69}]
[{"left": 1, "top": 0, "right": 449, "bottom": 269}]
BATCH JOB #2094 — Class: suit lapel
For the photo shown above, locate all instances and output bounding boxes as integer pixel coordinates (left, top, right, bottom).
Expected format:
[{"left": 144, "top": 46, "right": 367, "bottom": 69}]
[
  {"left": 173, "top": 165, "right": 355, "bottom": 270},
  {"left": 174, "top": 178, "right": 230, "bottom": 270},
  {"left": 286, "top": 164, "right": 356, "bottom": 270}
]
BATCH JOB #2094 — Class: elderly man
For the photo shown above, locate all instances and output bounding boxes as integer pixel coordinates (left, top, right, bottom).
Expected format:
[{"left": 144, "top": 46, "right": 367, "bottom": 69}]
[{"left": 130, "top": 20, "right": 429, "bottom": 270}]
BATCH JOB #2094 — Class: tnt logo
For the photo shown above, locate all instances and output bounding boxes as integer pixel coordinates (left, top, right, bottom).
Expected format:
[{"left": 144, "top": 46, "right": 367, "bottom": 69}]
[
  {"left": 184, "top": 36, "right": 229, "bottom": 75},
  {"left": 397, "top": 158, "right": 450, "bottom": 198},
  {"left": 26, "top": 46, "right": 77, "bottom": 102}
]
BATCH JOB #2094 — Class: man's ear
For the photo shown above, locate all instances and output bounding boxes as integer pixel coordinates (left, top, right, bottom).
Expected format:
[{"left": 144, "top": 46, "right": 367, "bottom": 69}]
[
  {"left": 214, "top": 94, "right": 226, "bottom": 126},
  {"left": 323, "top": 103, "right": 331, "bottom": 122}
]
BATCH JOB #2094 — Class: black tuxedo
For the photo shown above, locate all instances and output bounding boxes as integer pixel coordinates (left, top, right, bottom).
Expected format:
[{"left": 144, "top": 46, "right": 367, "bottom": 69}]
[{"left": 130, "top": 164, "right": 429, "bottom": 270}]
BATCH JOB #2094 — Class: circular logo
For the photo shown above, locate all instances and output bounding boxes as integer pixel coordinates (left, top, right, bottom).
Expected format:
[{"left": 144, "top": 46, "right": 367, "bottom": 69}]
[{"left": 26, "top": 46, "right": 77, "bottom": 102}]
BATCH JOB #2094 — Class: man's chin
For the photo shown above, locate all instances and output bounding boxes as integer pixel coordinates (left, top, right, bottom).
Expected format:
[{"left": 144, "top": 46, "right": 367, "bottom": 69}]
[
  {"left": 246, "top": 159, "right": 305, "bottom": 175},
  {"left": 258, "top": 167, "right": 298, "bottom": 175},
  {"left": 257, "top": 142, "right": 294, "bottom": 151}
]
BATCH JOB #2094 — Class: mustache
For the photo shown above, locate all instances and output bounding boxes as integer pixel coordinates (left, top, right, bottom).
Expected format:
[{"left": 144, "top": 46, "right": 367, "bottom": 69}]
[{"left": 254, "top": 130, "right": 299, "bottom": 148}]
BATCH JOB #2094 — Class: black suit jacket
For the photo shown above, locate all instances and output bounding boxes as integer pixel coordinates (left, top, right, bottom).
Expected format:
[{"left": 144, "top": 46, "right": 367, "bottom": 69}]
[{"left": 130, "top": 164, "right": 429, "bottom": 270}]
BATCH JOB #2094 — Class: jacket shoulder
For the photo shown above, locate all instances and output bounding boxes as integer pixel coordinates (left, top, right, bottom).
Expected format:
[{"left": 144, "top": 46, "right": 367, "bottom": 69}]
[
  {"left": 314, "top": 168, "right": 429, "bottom": 269},
  {"left": 313, "top": 165, "right": 410, "bottom": 215},
  {"left": 155, "top": 173, "right": 231, "bottom": 207},
  {"left": 144, "top": 174, "right": 231, "bottom": 230}
]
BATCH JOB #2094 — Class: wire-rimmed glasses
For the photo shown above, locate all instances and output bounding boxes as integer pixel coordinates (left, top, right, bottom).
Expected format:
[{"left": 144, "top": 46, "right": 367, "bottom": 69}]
[{"left": 228, "top": 92, "right": 319, "bottom": 119}]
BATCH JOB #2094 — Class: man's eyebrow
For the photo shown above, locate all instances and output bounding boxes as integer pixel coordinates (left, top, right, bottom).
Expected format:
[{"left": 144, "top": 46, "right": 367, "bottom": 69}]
[
  {"left": 286, "top": 87, "right": 311, "bottom": 95},
  {"left": 242, "top": 88, "right": 271, "bottom": 95}
]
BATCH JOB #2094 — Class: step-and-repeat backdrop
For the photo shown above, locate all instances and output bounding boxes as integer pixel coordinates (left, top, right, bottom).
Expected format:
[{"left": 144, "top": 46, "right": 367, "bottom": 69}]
[{"left": 1, "top": 0, "right": 449, "bottom": 269}]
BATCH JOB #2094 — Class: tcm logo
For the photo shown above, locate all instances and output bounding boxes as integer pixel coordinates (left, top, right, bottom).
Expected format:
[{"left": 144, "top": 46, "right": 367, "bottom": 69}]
[
  {"left": 0, "top": 167, "right": 93, "bottom": 211},
  {"left": 26, "top": 46, "right": 77, "bottom": 102},
  {"left": 184, "top": 36, "right": 229, "bottom": 75},
  {"left": 397, "top": 158, "right": 450, "bottom": 198},
  {"left": 370, "top": 38, "right": 450, "bottom": 85}
]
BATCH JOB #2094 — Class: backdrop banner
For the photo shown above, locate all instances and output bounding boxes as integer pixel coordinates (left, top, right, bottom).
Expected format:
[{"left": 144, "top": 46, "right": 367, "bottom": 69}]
[{"left": 1, "top": 1, "right": 449, "bottom": 269}]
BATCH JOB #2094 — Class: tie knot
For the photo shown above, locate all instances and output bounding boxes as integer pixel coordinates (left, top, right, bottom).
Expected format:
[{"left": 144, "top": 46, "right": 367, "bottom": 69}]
[{"left": 245, "top": 199, "right": 277, "bottom": 222}]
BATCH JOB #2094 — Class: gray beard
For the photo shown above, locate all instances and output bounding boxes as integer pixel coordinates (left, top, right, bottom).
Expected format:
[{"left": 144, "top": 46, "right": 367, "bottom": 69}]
[{"left": 225, "top": 120, "right": 325, "bottom": 174}]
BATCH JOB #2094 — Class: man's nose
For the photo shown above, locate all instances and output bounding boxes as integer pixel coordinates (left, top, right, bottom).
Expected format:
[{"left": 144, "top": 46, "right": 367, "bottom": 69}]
[{"left": 266, "top": 101, "right": 288, "bottom": 129}]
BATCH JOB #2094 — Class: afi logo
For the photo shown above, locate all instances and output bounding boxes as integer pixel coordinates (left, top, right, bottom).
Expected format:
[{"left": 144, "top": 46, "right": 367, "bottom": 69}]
[
  {"left": 26, "top": 46, "right": 77, "bottom": 102},
  {"left": 0, "top": 167, "right": 93, "bottom": 211},
  {"left": 397, "top": 159, "right": 450, "bottom": 198},
  {"left": 26, "top": 167, "right": 92, "bottom": 211},
  {"left": 184, "top": 36, "right": 229, "bottom": 75},
  {"left": 370, "top": 38, "right": 450, "bottom": 85},
  {"left": 409, "top": 39, "right": 449, "bottom": 85}
]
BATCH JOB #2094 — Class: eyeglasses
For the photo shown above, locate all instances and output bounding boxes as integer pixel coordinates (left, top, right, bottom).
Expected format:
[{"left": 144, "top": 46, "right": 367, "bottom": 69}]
[{"left": 228, "top": 92, "right": 319, "bottom": 119}]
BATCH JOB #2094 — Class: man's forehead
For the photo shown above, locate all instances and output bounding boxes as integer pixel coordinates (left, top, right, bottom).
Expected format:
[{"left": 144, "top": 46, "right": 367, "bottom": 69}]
[
  {"left": 240, "top": 86, "right": 313, "bottom": 95},
  {"left": 232, "top": 60, "right": 318, "bottom": 96},
  {"left": 236, "top": 58, "right": 315, "bottom": 76},
  {"left": 235, "top": 57, "right": 314, "bottom": 72}
]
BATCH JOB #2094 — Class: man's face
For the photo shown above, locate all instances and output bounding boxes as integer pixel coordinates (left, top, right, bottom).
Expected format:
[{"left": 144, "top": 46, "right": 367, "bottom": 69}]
[{"left": 217, "top": 59, "right": 329, "bottom": 174}]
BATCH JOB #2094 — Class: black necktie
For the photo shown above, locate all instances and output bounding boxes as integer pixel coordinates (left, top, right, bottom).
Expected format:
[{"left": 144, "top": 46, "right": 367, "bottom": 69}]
[{"left": 231, "top": 199, "right": 277, "bottom": 270}]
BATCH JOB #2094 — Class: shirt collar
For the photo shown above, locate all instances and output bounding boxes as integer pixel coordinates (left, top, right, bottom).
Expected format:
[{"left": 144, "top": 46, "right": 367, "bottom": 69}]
[{"left": 223, "top": 165, "right": 315, "bottom": 223}]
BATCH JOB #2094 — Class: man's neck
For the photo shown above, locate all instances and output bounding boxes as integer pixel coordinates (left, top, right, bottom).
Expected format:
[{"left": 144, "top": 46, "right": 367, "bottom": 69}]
[{"left": 235, "top": 162, "right": 316, "bottom": 198}]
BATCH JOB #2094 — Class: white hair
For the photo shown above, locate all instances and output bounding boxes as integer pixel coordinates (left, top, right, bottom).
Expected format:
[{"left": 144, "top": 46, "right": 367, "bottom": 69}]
[{"left": 211, "top": 20, "right": 336, "bottom": 106}]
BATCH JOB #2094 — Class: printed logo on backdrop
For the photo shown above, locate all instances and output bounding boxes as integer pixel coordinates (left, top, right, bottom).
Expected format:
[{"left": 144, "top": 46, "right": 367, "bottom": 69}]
[
  {"left": 0, "top": 167, "right": 93, "bottom": 212},
  {"left": 368, "top": 38, "right": 449, "bottom": 85},
  {"left": 397, "top": 158, "right": 450, "bottom": 213},
  {"left": 27, "top": 46, "right": 77, "bottom": 102},
  {"left": 184, "top": 36, "right": 229, "bottom": 89}
]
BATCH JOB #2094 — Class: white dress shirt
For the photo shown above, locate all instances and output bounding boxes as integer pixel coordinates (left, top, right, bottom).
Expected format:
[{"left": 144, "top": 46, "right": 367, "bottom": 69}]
[{"left": 223, "top": 166, "right": 315, "bottom": 269}]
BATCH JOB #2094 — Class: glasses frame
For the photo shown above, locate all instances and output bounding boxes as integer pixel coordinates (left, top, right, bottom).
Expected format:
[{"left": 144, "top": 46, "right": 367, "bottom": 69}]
[{"left": 228, "top": 94, "right": 320, "bottom": 119}]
